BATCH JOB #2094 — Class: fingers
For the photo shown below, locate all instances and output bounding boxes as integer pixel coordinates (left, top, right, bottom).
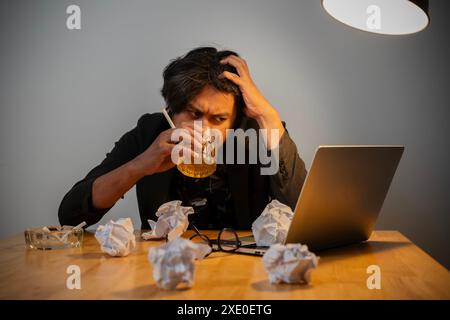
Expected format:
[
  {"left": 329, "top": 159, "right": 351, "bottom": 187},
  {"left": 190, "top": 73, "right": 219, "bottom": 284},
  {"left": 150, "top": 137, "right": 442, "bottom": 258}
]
[
  {"left": 159, "top": 120, "right": 218, "bottom": 163},
  {"left": 174, "top": 128, "right": 204, "bottom": 151},
  {"left": 219, "top": 55, "right": 249, "bottom": 78},
  {"left": 162, "top": 125, "right": 203, "bottom": 148},
  {"left": 159, "top": 125, "right": 205, "bottom": 161},
  {"left": 159, "top": 140, "right": 202, "bottom": 159},
  {"left": 180, "top": 121, "right": 206, "bottom": 136},
  {"left": 175, "top": 124, "right": 204, "bottom": 147},
  {"left": 220, "top": 71, "right": 243, "bottom": 87}
]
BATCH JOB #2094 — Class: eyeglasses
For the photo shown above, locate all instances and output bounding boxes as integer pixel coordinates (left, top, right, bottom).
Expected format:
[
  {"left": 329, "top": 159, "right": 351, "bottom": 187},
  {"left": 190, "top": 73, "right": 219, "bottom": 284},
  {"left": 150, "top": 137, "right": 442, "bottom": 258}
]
[{"left": 188, "top": 224, "right": 241, "bottom": 257}]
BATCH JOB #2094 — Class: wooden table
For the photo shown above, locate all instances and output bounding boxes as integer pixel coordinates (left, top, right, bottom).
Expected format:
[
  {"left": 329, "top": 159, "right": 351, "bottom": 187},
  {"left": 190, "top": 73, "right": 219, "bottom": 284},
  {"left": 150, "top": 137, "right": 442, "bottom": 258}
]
[{"left": 0, "top": 230, "right": 448, "bottom": 299}]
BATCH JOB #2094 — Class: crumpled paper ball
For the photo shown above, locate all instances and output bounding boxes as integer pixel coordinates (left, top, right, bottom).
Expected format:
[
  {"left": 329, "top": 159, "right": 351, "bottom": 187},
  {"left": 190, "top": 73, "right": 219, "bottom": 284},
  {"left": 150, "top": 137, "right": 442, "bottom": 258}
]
[
  {"left": 148, "top": 237, "right": 211, "bottom": 290},
  {"left": 251, "top": 199, "right": 294, "bottom": 246},
  {"left": 262, "top": 243, "right": 319, "bottom": 284},
  {"left": 95, "top": 217, "right": 136, "bottom": 257},
  {"left": 142, "top": 200, "right": 194, "bottom": 241}
]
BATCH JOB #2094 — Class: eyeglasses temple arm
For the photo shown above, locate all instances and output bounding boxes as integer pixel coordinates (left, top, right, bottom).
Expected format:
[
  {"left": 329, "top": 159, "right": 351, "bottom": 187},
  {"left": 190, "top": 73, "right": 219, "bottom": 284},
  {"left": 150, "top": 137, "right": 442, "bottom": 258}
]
[{"left": 190, "top": 223, "right": 202, "bottom": 236}]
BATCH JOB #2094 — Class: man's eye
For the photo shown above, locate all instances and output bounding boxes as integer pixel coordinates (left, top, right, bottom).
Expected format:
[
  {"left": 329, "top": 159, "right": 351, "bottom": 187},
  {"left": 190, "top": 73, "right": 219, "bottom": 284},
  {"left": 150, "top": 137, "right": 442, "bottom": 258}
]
[
  {"left": 215, "top": 117, "right": 227, "bottom": 123},
  {"left": 190, "top": 111, "right": 202, "bottom": 118}
]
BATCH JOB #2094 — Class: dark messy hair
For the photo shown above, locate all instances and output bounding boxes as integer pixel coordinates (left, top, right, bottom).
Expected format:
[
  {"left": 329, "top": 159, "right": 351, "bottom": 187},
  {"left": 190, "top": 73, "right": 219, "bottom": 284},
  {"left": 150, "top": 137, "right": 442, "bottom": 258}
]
[{"left": 161, "top": 46, "right": 244, "bottom": 125}]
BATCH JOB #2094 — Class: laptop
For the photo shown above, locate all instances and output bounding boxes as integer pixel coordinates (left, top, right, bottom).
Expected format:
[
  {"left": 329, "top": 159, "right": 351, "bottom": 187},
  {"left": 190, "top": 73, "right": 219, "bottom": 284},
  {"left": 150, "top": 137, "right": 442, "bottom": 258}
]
[{"left": 225, "top": 145, "right": 404, "bottom": 256}]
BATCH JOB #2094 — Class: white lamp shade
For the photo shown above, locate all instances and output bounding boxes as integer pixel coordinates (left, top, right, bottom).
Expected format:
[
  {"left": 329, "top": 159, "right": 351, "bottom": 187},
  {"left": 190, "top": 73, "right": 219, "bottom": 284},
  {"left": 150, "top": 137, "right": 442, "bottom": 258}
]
[{"left": 322, "top": 0, "right": 429, "bottom": 35}]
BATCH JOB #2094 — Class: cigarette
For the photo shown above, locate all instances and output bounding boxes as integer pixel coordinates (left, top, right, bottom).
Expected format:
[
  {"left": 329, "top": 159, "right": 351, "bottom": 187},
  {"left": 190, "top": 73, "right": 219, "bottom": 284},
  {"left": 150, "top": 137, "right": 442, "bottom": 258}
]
[
  {"left": 162, "top": 107, "right": 176, "bottom": 129},
  {"left": 72, "top": 221, "right": 87, "bottom": 231}
]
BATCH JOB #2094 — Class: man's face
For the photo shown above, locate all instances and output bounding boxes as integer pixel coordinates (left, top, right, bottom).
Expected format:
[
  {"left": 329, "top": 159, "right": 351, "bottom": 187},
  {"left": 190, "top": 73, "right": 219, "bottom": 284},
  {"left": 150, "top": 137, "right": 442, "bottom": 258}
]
[{"left": 172, "top": 85, "right": 237, "bottom": 142}]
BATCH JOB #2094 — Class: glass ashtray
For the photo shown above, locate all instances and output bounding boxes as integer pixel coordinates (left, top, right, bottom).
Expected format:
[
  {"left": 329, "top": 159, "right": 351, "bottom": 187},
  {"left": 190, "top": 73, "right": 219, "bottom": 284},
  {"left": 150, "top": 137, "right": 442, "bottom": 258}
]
[{"left": 24, "top": 225, "right": 84, "bottom": 250}]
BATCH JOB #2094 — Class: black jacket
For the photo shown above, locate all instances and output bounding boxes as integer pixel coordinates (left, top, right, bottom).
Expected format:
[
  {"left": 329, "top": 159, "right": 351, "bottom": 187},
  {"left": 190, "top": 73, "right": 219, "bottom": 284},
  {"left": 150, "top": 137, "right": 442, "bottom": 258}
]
[{"left": 58, "top": 113, "right": 307, "bottom": 229}]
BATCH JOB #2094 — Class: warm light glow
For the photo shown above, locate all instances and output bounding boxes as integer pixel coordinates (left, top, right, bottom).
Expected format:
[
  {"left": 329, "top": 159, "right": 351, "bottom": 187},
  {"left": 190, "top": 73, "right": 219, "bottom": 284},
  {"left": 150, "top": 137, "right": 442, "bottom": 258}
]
[{"left": 322, "top": 0, "right": 429, "bottom": 35}]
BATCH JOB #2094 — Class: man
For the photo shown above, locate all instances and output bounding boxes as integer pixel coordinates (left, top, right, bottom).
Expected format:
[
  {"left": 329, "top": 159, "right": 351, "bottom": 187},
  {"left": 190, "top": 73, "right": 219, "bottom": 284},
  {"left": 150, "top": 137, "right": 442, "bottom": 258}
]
[{"left": 58, "top": 47, "right": 307, "bottom": 230}]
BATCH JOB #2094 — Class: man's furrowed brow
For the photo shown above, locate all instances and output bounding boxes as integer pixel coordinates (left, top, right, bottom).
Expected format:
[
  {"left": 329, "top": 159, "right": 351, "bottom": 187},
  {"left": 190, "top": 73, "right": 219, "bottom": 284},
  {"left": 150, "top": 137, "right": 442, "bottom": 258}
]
[
  {"left": 187, "top": 103, "right": 203, "bottom": 112},
  {"left": 187, "top": 103, "right": 229, "bottom": 117},
  {"left": 212, "top": 112, "right": 230, "bottom": 117}
]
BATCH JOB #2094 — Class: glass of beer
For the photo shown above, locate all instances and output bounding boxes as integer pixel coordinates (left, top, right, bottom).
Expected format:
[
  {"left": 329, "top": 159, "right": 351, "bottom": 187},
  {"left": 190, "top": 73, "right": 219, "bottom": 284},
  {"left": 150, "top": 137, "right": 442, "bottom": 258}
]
[
  {"left": 177, "top": 130, "right": 216, "bottom": 178},
  {"left": 162, "top": 107, "right": 217, "bottom": 178}
]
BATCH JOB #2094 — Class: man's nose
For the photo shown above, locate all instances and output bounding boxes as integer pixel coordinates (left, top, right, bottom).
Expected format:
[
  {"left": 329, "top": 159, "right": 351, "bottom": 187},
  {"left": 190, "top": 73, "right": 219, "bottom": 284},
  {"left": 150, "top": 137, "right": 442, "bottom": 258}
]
[{"left": 196, "top": 118, "right": 211, "bottom": 130}]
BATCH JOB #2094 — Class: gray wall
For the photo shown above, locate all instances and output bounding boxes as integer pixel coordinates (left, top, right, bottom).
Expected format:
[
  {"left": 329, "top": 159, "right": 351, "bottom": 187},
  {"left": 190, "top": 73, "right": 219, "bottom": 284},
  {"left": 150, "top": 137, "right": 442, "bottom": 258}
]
[{"left": 1, "top": 0, "right": 449, "bottom": 268}]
